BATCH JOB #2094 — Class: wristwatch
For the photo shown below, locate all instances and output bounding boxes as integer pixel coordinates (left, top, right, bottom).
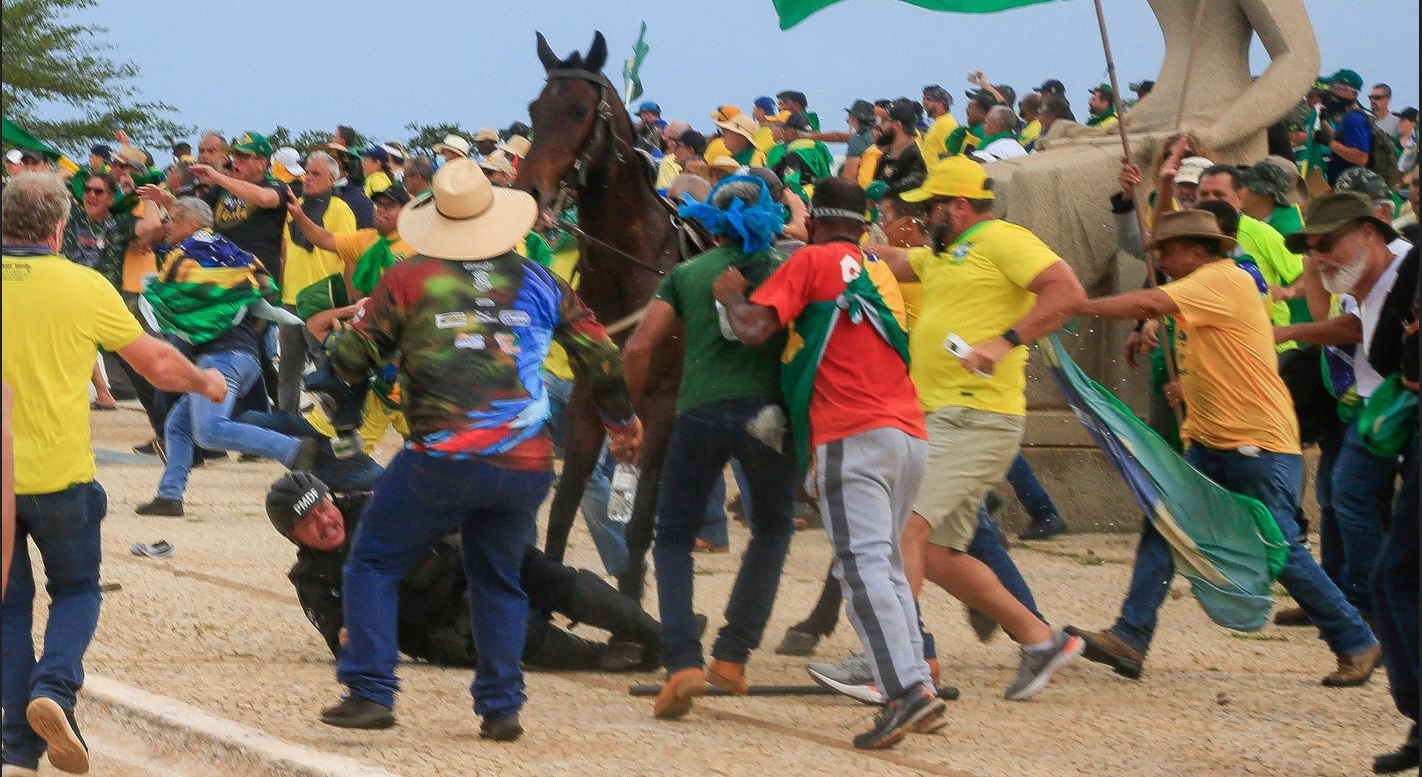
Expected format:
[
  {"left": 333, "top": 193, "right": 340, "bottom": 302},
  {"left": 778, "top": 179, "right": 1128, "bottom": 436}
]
[{"left": 1002, "top": 328, "right": 1023, "bottom": 347}]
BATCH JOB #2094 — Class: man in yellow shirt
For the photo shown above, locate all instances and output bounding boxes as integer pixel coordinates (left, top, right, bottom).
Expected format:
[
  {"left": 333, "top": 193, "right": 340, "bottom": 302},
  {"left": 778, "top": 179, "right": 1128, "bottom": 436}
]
[
  {"left": 1069, "top": 209, "right": 1380, "bottom": 686},
  {"left": 1, "top": 173, "right": 226, "bottom": 775},
  {"left": 872, "top": 157, "right": 1089, "bottom": 699},
  {"left": 280, "top": 151, "right": 357, "bottom": 414},
  {"left": 287, "top": 185, "right": 413, "bottom": 451},
  {"left": 918, "top": 85, "right": 959, "bottom": 173}
]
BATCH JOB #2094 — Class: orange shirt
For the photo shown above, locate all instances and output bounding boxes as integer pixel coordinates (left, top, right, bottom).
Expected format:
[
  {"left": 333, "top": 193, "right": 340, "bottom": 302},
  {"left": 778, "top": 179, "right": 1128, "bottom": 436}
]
[
  {"left": 751, "top": 241, "right": 926, "bottom": 449},
  {"left": 121, "top": 201, "right": 157, "bottom": 293}
]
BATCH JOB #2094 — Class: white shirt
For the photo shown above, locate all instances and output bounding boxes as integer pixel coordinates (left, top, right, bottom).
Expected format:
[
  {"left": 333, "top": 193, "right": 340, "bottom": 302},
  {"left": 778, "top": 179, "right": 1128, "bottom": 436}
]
[
  {"left": 971, "top": 137, "right": 1027, "bottom": 163},
  {"left": 1349, "top": 239, "right": 1412, "bottom": 397}
]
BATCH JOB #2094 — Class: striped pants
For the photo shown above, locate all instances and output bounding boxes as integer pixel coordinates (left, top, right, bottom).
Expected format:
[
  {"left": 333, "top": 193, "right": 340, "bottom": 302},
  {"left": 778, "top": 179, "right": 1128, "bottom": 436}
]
[{"left": 813, "top": 427, "right": 932, "bottom": 700}]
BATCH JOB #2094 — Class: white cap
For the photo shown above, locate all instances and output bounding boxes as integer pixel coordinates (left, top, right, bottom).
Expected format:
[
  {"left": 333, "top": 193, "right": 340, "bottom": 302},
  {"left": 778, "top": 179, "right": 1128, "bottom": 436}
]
[
  {"left": 273, "top": 147, "right": 305, "bottom": 176},
  {"left": 1175, "top": 156, "right": 1214, "bottom": 185},
  {"left": 382, "top": 143, "right": 406, "bottom": 162},
  {"left": 5, "top": 149, "right": 23, "bottom": 164}
]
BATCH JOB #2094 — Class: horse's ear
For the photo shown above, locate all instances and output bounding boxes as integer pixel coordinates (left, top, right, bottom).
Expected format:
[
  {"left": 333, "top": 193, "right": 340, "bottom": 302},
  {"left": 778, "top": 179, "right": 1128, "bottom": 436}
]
[
  {"left": 536, "top": 32, "right": 560, "bottom": 71},
  {"left": 585, "top": 31, "right": 608, "bottom": 73}
]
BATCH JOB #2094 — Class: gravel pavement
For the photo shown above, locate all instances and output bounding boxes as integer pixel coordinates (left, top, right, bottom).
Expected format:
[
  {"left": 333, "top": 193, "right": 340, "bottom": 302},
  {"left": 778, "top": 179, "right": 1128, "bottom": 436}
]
[{"left": 12, "top": 405, "right": 1400, "bottom": 776}]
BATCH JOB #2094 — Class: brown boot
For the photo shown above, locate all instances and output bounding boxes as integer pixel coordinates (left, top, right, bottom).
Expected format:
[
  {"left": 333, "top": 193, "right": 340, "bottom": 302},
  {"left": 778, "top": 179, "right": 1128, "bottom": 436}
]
[
  {"left": 1322, "top": 643, "right": 1382, "bottom": 687},
  {"left": 926, "top": 658, "right": 941, "bottom": 688},
  {"left": 653, "top": 668, "right": 706, "bottom": 719},
  {"left": 706, "top": 659, "right": 748, "bottom": 695},
  {"left": 1272, "top": 606, "right": 1312, "bottom": 626},
  {"left": 1063, "top": 625, "right": 1144, "bottom": 680}
]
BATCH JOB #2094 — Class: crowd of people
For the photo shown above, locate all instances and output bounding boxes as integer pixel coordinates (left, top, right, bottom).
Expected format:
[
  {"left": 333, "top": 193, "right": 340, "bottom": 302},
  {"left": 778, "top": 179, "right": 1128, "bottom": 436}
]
[{"left": 1, "top": 57, "right": 1418, "bottom": 776}]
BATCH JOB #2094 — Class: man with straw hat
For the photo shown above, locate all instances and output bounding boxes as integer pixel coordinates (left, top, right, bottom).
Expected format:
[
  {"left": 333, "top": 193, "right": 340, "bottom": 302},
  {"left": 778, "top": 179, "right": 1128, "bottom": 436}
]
[
  {"left": 1068, "top": 208, "right": 1379, "bottom": 687},
  {"left": 315, "top": 159, "right": 643, "bottom": 740}
]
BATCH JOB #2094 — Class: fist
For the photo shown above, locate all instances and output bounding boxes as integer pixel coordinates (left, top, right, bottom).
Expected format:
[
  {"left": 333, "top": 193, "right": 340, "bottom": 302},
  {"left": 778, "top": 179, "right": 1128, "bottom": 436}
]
[{"left": 712, "top": 267, "right": 750, "bottom": 304}]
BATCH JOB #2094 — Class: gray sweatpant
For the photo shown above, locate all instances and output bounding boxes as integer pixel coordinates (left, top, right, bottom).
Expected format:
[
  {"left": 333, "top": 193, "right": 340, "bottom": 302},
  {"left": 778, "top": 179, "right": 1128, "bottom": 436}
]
[{"left": 812, "top": 426, "right": 932, "bottom": 701}]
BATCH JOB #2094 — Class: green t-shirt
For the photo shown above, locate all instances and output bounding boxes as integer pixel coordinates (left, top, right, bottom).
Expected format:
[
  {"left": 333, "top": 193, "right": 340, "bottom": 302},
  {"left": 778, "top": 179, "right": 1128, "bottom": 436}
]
[
  {"left": 654, "top": 244, "right": 788, "bottom": 415},
  {"left": 1266, "top": 204, "right": 1304, "bottom": 238}
]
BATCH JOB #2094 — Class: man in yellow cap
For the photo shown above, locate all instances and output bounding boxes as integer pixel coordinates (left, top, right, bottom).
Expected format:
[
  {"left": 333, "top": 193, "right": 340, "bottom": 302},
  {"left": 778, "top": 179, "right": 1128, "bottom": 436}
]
[{"left": 868, "top": 156, "right": 1089, "bottom": 700}]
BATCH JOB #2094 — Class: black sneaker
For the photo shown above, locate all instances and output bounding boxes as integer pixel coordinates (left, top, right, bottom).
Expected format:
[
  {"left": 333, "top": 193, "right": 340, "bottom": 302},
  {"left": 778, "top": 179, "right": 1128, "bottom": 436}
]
[
  {"left": 319, "top": 697, "right": 394, "bottom": 729},
  {"left": 133, "top": 438, "right": 162, "bottom": 457},
  {"left": 775, "top": 627, "right": 821, "bottom": 657},
  {"left": 1018, "top": 512, "right": 1067, "bottom": 540},
  {"left": 26, "top": 697, "right": 88, "bottom": 774},
  {"left": 479, "top": 713, "right": 523, "bottom": 742},
  {"left": 852, "top": 683, "right": 944, "bottom": 750},
  {"left": 135, "top": 497, "right": 184, "bottom": 517}
]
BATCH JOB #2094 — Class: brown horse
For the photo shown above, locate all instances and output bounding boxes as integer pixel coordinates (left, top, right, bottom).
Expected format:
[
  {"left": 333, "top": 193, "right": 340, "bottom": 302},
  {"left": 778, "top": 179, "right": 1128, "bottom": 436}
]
[{"left": 515, "top": 31, "right": 691, "bottom": 602}]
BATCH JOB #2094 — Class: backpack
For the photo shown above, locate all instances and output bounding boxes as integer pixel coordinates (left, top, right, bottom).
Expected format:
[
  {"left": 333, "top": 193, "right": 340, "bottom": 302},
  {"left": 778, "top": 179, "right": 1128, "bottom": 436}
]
[{"left": 1355, "top": 110, "right": 1401, "bottom": 189}]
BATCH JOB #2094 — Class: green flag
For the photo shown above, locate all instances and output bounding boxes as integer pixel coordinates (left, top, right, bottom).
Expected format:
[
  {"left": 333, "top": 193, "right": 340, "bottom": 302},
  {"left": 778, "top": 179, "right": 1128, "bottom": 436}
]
[
  {"left": 1299, "top": 105, "right": 1326, "bottom": 178},
  {"left": 622, "top": 22, "right": 650, "bottom": 104},
  {"left": 774, "top": 0, "right": 1058, "bottom": 29},
  {"left": 2, "top": 117, "right": 81, "bottom": 173}
]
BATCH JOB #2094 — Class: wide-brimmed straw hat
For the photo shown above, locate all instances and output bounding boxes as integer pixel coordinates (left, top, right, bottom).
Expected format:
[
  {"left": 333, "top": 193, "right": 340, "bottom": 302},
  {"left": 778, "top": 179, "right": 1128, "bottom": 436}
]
[
  {"left": 397, "top": 158, "right": 537, "bottom": 261},
  {"left": 498, "top": 135, "right": 531, "bottom": 159},
  {"left": 714, "top": 114, "right": 759, "bottom": 143},
  {"left": 1144, "top": 209, "right": 1237, "bottom": 253},
  {"left": 432, "top": 134, "right": 471, "bottom": 158}
]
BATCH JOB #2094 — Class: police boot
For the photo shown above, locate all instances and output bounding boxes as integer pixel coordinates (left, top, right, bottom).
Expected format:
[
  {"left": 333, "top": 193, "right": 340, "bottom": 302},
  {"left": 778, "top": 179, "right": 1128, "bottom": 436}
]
[{"left": 523, "top": 624, "right": 640, "bottom": 671}]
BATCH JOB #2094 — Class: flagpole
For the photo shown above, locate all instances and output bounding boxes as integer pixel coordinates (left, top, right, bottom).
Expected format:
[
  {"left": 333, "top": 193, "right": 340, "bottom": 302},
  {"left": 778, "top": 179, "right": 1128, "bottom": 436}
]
[{"left": 1091, "top": 0, "right": 1187, "bottom": 429}]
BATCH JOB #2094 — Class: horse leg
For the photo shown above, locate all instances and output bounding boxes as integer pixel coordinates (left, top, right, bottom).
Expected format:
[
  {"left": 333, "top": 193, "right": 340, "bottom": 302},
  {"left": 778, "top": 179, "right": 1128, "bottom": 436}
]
[
  {"left": 775, "top": 563, "right": 843, "bottom": 656},
  {"left": 616, "top": 365, "right": 679, "bottom": 603},
  {"left": 544, "top": 383, "right": 605, "bottom": 563}
]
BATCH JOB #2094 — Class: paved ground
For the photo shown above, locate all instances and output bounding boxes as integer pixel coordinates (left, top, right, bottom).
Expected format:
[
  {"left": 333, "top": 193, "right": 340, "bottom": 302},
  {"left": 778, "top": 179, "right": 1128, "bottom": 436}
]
[{"left": 12, "top": 405, "right": 1405, "bottom": 776}]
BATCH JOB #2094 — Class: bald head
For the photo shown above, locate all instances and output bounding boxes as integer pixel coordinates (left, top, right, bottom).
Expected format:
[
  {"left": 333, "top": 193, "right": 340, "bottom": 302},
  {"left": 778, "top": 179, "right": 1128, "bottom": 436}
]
[{"left": 984, "top": 106, "right": 1017, "bottom": 135}]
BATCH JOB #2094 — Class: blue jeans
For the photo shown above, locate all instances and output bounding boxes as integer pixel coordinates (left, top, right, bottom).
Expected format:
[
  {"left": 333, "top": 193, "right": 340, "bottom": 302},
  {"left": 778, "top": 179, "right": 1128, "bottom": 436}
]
[
  {"left": 157, "top": 349, "right": 301, "bottom": 500},
  {"left": 970, "top": 507, "right": 1045, "bottom": 624},
  {"left": 1112, "top": 444, "right": 1375, "bottom": 656},
  {"left": 1315, "top": 419, "right": 1346, "bottom": 585},
  {"left": 1328, "top": 423, "right": 1394, "bottom": 617},
  {"left": 337, "top": 451, "right": 553, "bottom": 718},
  {"left": 2, "top": 482, "right": 106, "bottom": 770},
  {"left": 1006, "top": 454, "right": 1059, "bottom": 519},
  {"left": 653, "top": 399, "right": 797, "bottom": 671},
  {"left": 1373, "top": 444, "right": 1418, "bottom": 724}
]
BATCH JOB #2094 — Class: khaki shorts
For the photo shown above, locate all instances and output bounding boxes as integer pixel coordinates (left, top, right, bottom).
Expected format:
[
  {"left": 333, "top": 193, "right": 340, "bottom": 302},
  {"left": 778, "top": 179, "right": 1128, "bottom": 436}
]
[{"left": 913, "top": 406, "right": 1026, "bottom": 551}]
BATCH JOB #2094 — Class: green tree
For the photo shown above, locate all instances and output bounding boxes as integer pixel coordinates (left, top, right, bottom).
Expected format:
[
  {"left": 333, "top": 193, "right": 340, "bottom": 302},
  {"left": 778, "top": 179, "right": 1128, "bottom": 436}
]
[
  {"left": 404, "top": 122, "right": 473, "bottom": 157},
  {"left": 2, "top": 0, "right": 193, "bottom": 153}
]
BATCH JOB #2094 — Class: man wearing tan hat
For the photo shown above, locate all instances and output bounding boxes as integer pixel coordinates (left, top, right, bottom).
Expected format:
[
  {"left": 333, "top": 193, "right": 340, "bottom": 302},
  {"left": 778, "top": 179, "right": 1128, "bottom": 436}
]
[
  {"left": 432, "top": 133, "right": 471, "bottom": 162},
  {"left": 316, "top": 159, "right": 642, "bottom": 741},
  {"left": 471, "top": 128, "right": 500, "bottom": 162},
  {"left": 1068, "top": 207, "right": 1380, "bottom": 688},
  {"left": 715, "top": 114, "right": 766, "bottom": 168}
]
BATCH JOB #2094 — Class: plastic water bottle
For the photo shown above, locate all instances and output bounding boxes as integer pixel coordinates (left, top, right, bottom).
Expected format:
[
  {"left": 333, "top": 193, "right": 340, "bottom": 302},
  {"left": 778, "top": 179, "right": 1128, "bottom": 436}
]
[{"left": 608, "top": 463, "right": 639, "bottom": 525}]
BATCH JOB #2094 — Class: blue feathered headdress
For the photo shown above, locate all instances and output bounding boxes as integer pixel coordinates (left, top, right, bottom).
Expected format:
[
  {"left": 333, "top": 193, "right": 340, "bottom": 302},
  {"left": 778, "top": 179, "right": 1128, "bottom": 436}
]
[{"left": 677, "top": 174, "right": 788, "bottom": 255}]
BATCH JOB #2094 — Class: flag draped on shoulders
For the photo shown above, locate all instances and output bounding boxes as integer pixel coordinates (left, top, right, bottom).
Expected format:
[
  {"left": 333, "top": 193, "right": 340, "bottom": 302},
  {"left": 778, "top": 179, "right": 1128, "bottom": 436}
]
[
  {"left": 781, "top": 257, "right": 909, "bottom": 475},
  {"left": 773, "top": 0, "right": 1058, "bottom": 29},
  {"left": 1039, "top": 334, "right": 1288, "bottom": 632},
  {"left": 142, "top": 231, "right": 281, "bottom": 344}
]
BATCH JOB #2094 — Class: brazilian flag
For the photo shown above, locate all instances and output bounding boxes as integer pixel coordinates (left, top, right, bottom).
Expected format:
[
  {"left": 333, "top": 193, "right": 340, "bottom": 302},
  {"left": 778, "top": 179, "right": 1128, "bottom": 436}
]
[{"left": 1040, "top": 335, "right": 1288, "bottom": 632}]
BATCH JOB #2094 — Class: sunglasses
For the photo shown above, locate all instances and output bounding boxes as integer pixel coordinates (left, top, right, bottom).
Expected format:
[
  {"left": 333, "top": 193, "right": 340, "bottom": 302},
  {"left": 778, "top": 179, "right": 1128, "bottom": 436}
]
[
  {"left": 83, "top": 186, "right": 111, "bottom": 196},
  {"left": 1369, "top": 95, "right": 1387, "bottom": 101},
  {"left": 1305, "top": 223, "right": 1364, "bottom": 254}
]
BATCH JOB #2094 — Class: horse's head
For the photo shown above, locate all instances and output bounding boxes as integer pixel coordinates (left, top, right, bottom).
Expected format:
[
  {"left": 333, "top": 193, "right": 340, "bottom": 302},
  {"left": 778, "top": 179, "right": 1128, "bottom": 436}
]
[{"left": 515, "top": 31, "right": 622, "bottom": 210}]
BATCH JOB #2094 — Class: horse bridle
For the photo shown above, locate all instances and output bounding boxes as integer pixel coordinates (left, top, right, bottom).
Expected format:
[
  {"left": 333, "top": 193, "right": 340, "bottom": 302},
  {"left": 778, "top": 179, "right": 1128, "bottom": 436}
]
[{"left": 540, "top": 67, "right": 694, "bottom": 277}]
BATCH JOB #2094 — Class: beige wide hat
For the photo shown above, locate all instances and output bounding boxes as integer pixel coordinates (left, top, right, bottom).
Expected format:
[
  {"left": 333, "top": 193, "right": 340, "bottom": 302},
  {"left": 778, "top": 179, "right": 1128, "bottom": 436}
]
[
  {"left": 397, "top": 158, "right": 537, "bottom": 260},
  {"left": 432, "top": 133, "right": 471, "bottom": 158},
  {"left": 478, "top": 152, "right": 516, "bottom": 178},
  {"left": 714, "top": 114, "right": 759, "bottom": 143},
  {"left": 498, "top": 135, "right": 531, "bottom": 159},
  {"left": 709, "top": 155, "right": 741, "bottom": 172}
]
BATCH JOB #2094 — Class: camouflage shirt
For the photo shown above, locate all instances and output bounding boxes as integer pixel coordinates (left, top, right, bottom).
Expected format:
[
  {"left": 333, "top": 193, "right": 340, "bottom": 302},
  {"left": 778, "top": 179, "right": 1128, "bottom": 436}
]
[{"left": 330, "top": 251, "right": 634, "bottom": 471}]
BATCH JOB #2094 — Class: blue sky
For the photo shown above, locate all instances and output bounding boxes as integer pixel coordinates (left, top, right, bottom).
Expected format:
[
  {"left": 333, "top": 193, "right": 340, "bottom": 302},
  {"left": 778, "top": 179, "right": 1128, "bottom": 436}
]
[{"left": 48, "top": 0, "right": 1421, "bottom": 156}]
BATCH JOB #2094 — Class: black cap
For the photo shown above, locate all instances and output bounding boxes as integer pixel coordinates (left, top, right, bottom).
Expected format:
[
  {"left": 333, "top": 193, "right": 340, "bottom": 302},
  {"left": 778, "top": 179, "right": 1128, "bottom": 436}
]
[
  {"left": 965, "top": 90, "right": 999, "bottom": 110},
  {"left": 846, "top": 99, "right": 876, "bottom": 123},
  {"left": 886, "top": 99, "right": 918, "bottom": 128},
  {"left": 266, "top": 472, "right": 330, "bottom": 541},
  {"left": 785, "top": 112, "right": 812, "bottom": 132},
  {"left": 1036, "top": 79, "right": 1066, "bottom": 96},
  {"left": 1398, "top": 107, "right": 1419, "bottom": 122},
  {"left": 371, "top": 184, "right": 411, "bottom": 206},
  {"left": 1129, "top": 79, "right": 1156, "bottom": 94},
  {"left": 18, "top": 148, "right": 45, "bottom": 162}
]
